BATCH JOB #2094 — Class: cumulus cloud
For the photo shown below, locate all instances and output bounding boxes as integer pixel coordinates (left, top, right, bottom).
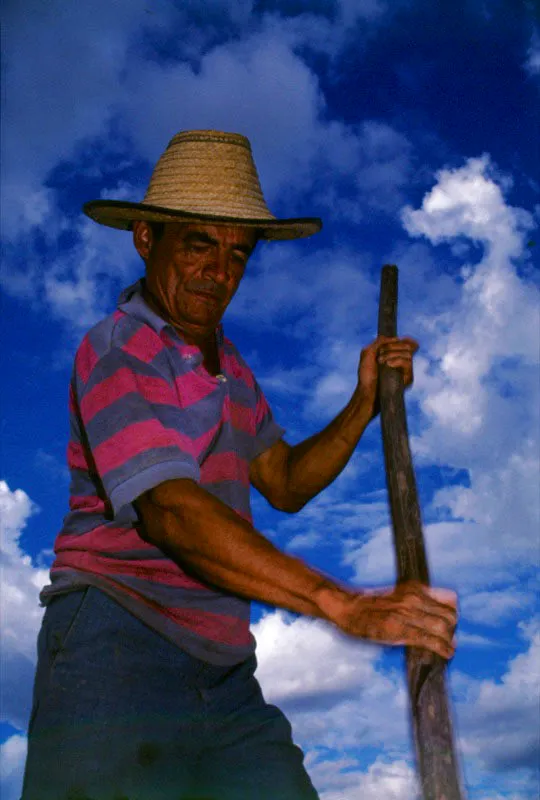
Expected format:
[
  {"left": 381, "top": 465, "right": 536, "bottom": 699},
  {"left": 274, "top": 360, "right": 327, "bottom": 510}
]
[
  {"left": 0, "top": 0, "right": 162, "bottom": 232},
  {"left": 0, "top": 735, "right": 28, "bottom": 800},
  {"left": 120, "top": 31, "right": 412, "bottom": 219},
  {"left": 1, "top": 195, "right": 141, "bottom": 334},
  {"left": 314, "top": 756, "right": 419, "bottom": 800},
  {"left": 1, "top": 0, "right": 404, "bottom": 234},
  {"left": 0, "top": 482, "right": 47, "bottom": 730},
  {"left": 396, "top": 156, "right": 538, "bottom": 590},
  {"left": 252, "top": 611, "right": 423, "bottom": 795},
  {"left": 1, "top": 0, "right": 412, "bottom": 337},
  {"left": 253, "top": 611, "right": 410, "bottom": 754},
  {"left": 252, "top": 609, "right": 538, "bottom": 796},
  {"left": 254, "top": 610, "right": 379, "bottom": 705},
  {"left": 459, "top": 619, "right": 540, "bottom": 777},
  {"left": 460, "top": 590, "right": 535, "bottom": 627}
]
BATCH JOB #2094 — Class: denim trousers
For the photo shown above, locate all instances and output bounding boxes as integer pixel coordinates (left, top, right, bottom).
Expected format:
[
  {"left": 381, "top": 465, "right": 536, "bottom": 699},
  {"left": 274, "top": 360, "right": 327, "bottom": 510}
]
[{"left": 22, "top": 587, "right": 319, "bottom": 800}]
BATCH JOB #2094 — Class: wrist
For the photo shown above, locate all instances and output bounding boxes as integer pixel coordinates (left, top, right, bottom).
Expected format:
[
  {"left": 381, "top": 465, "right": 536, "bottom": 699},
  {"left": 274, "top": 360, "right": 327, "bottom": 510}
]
[
  {"left": 350, "top": 386, "right": 377, "bottom": 420},
  {"left": 313, "top": 581, "right": 354, "bottom": 623}
]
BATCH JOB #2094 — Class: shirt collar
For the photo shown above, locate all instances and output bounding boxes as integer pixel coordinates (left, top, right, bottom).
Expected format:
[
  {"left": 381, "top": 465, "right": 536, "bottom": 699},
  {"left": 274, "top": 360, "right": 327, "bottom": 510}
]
[{"left": 117, "top": 278, "right": 225, "bottom": 348}]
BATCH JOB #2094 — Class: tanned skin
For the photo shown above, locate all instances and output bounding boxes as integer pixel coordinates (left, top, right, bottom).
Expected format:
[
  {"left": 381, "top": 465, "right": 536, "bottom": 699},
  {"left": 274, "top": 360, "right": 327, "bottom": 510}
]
[{"left": 133, "top": 220, "right": 457, "bottom": 660}]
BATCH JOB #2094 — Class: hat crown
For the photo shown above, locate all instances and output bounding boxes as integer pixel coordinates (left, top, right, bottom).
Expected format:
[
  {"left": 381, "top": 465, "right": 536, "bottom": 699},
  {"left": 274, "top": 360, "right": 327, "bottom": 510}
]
[
  {"left": 143, "top": 129, "right": 275, "bottom": 222},
  {"left": 82, "top": 128, "right": 322, "bottom": 240}
]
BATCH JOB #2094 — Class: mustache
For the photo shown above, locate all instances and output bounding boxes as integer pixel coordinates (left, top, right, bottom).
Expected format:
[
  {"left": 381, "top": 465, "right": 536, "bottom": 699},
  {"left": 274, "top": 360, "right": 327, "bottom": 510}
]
[{"left": 186, "top": 280, "right": 227, "bottom": 301}]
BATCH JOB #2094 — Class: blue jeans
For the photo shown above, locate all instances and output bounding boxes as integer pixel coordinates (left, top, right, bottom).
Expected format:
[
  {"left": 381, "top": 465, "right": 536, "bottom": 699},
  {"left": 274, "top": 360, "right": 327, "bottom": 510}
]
[{"left": 22, "top": 587, "right": 319, "bottom": 800}]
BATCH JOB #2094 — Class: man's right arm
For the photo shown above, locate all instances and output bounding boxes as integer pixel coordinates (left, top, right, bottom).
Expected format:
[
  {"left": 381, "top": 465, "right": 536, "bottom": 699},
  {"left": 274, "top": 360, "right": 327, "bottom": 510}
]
[{"left": 135, "top": 478, "right": 457, "bottom": 660}]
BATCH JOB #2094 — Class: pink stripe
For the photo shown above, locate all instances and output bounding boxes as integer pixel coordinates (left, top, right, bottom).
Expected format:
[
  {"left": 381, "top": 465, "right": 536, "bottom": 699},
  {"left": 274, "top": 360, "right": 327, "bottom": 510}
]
[
  {"left": 174, "top": 373, "right": 217, "bottom": 408},
  {"left": 67, "top": 441, "right": 89, "bottom": 470},
  {"left": 229, "top": 400, "right": 254, "bottom": 434},
  {"left": 69, "top": 494, "right": 106, "bottom": 512},
  {"left": 122, "top": 326, "right": 165, "bottom": 364},
  {"left": 80, "top": 368, "right": 176, "bottom": 423},
  {"left": 76, "top": 336, "right": 99, "bottom": 384},
  {"left": 55, "top": 526, "right": 146, "bottom": 553},
  {"left": 50, "top": 567, "right": 250, "bottom": 646},
  {"left": 94, "top": 418, "right": 197, "bottom": 474},
  {"left": 200, "top": 451, "right": 249, "bottom": 487},
  {"left": 162, "top": 606, "right": 251, "bottom": 645},
  {"left": 53, "top": 549, "right": 211, "bottom": 590}
]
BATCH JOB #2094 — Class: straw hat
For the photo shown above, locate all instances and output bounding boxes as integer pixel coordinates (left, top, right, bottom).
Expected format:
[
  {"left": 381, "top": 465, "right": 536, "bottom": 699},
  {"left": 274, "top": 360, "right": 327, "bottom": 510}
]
[{"left": 83, "top": 130, "right": 322, "bottom": 241}]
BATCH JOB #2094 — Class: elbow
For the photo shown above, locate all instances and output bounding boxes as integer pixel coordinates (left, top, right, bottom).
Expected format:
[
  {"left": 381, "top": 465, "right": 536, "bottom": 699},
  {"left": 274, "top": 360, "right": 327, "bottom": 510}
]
[
  {"left": 135, "top": 479, "right": 201, "bottom": 549},
  {"left": 268, "top": 491, "right": 309, "bottom": 514}
]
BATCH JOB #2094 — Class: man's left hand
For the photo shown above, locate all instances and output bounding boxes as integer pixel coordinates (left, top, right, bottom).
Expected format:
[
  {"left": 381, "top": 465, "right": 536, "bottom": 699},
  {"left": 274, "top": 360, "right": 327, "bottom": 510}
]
[{"left": 357, "top": 335, "right": 419, "bottom": 413}]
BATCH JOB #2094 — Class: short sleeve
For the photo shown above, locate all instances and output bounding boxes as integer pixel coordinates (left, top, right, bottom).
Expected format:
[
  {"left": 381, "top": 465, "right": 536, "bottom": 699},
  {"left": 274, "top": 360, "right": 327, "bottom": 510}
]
[
  {"left": 251, "top": 377, "right": 286, "bottom": 460},
  {"left": 72, "top": 345, "right": 200, "bottom": 515}
]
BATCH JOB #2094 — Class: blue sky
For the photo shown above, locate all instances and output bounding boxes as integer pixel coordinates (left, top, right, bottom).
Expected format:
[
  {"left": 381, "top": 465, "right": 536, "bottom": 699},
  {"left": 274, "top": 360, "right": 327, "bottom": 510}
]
[{"left": 1, "top": 1, "right": 539, "bottom": 797}]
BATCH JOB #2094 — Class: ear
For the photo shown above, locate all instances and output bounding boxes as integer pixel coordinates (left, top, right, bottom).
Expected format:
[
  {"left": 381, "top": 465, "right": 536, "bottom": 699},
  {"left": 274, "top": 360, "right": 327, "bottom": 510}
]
[{"left": 133, "top": 221, "right": 154, "bottom": 260}]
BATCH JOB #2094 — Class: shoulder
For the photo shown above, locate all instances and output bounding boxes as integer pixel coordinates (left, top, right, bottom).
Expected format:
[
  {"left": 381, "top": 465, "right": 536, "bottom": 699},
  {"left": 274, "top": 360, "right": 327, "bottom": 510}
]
[{"left": 74, "top": 311, "right": 169, "bottom": 386}]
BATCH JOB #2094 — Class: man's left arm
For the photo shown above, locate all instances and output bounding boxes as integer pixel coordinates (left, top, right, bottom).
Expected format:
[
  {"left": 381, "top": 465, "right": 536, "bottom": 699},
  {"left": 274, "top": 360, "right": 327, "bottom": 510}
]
[{"left": 249, "top": 336, "right": 418, "bottom": 512}]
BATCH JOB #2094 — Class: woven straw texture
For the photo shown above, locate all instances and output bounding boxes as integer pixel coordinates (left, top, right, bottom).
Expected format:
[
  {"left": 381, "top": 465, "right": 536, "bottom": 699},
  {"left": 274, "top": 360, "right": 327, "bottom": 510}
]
[
  {"left": 83, "top": 129, "right": 322, "bottom": 241},
  {"left": 144, "top": 131, "right": 275, "bottom": 220}
]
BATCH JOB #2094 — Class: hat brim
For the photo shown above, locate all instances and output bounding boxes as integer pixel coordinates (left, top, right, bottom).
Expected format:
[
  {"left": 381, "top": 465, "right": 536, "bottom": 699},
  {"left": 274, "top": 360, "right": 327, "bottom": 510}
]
[{"left": 83, "top": 200, "right": 322, "bottom": 241}]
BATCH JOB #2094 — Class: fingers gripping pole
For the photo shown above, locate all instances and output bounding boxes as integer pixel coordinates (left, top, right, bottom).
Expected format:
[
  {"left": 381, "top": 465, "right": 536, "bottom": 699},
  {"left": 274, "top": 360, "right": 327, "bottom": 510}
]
[{"left": 378, "top": 265, "right": 465, "bottom": 800}]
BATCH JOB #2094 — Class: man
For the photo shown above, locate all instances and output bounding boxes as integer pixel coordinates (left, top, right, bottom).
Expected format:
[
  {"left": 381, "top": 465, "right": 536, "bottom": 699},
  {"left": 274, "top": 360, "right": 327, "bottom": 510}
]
[{"left": 23, "top": 130, "right": 456, "bottom": 800}]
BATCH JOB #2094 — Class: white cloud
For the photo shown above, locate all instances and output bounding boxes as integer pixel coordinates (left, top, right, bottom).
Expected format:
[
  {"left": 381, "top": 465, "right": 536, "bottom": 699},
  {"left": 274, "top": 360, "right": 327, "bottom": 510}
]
[
  {"left": 1, "top": 2, "right": 411, "bottom": 335},
  {"left": 402, "top": 156, "right": 532, "bottom": 259},
  {"left": 1, "top": 0, "right": 159, "bottom": 233},
  {"left": 524, "top": 29, "right": 540, "bottom": 77},
  {"left": 253, "top": 610, "right": 410, "bottom": 754},
  {"left": 254, "top": 610, "right": 378, "bottom": 704},
  {"left": 0, "top": 482, "right": 47, "bottom": 730},
  {"left": 1, "top": 197, "right": 141, "bottom": 333},
  {"left": 461, "top": 590, "right": 534, "bottom": 627},
  {"left": 458, "top": 619, "right": 540, "bottom": 775},
  {"left": 314, "top": 756, "right": 419, "bottom": 800},
  {"left": 382, "top": 156, "right": 539, "bottom": 594},
  {"left": 1, "top": 0, "right": 404, "bottom": 237},
  {"left": 231, "top": 244, "right": 376, "bottom": 338},
  {"left": 253, "top": 610, "right": 538, "bottom": 797},
  {"left": 0, "top": 735, "right": 28, "bottom": 800},
  {"left": 121, "top": 30, "right": 412, "bottom": 220}
]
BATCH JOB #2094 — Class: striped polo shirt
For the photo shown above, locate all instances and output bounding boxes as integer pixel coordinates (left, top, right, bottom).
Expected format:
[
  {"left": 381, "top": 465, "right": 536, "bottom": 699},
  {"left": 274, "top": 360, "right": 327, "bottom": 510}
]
[{"left": 41, "top": 280, "right": 285, "bottom": 665}]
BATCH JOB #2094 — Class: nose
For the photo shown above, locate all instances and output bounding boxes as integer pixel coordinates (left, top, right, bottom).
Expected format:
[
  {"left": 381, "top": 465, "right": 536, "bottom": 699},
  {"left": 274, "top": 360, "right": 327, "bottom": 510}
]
[{"left": 202, "top": 246, "right": 229, "bottom": 284}]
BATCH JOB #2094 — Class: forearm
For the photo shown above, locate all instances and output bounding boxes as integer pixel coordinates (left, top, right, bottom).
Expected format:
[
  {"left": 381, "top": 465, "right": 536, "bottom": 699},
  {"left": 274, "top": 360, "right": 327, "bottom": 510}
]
[
  {"left": 136, "top": 479, "right": 345, "bottom": 618},
  {"left": 286, "top": 388, "right": 374, "bottom": 507},
  {"left": 135, "top": 479, "right": 458, "bottom": 659}
]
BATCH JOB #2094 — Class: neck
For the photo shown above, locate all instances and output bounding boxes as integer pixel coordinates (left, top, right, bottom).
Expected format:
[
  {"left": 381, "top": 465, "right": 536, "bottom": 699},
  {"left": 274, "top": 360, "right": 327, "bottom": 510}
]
[
  {"left": 142, "top": 284, "right": 221, "bottom": 374},
  {"left": 142, "top": 284, "right": 217, "bottom": 347}
]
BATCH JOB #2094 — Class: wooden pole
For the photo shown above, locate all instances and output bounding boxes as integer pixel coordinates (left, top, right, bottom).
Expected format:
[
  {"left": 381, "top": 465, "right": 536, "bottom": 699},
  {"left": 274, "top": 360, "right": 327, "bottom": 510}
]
[{"left": 377, "top": 264, "right": 465, "bottom": 800}]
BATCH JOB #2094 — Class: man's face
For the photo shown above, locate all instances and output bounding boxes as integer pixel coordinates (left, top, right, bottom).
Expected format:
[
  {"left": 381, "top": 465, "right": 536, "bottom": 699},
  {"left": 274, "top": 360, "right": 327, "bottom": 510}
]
[{"left": 135, "top": 222, "right": 257, "bottom": 339}]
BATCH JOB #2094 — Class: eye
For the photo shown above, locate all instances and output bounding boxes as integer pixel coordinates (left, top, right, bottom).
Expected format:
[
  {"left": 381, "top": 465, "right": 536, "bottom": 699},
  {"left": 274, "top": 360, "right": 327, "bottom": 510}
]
[
  {"left": 187, "top": 241, "right": 210, "bottom": 253},
  {"left": 231, "top": 251, "right": 248, "bottom": 268}
]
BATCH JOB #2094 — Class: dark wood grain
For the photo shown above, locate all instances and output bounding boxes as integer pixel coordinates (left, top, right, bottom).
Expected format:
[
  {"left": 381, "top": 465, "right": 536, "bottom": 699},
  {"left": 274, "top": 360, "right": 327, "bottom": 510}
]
[{"left": 378, "top": 264, "right": 465, "bottom": 800}]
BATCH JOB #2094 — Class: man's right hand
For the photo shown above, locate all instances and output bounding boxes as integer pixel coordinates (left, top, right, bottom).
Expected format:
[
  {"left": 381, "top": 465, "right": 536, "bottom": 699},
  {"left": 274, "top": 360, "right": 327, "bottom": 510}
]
[{"left": 316, "top": 581, "right": 458, "bottom": 660}]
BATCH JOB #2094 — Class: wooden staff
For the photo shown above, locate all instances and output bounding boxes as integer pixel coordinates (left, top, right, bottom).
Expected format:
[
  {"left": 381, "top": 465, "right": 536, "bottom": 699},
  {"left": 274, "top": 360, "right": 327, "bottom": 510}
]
[{"left": 377, "top": 264, "right": 465, "bottom": 800}]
